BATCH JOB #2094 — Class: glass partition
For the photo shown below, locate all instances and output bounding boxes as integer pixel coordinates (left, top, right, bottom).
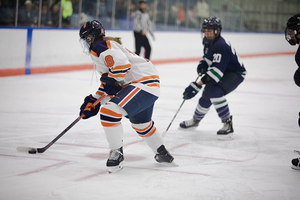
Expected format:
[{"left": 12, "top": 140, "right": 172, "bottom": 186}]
[{"left": 0, "top": 0, "right": 299, "bottom": 32}]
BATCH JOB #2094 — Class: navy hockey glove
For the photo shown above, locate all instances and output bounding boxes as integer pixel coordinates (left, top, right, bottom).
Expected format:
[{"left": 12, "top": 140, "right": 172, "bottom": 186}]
[
  {"left": 183, "top": 82, "right": 202, "bottom": 100},
  {"left": 197, "top": 60, "right": 209, "bottom": 75},
  {"left": 100, "top": 74, "right": 122, "bottom": 95},
  {"left": 79, "top": 95, "right": 101, "bottom": 119}
]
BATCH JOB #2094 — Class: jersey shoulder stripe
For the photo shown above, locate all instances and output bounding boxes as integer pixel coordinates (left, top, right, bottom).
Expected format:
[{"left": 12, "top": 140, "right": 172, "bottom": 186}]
[
  {"left": 91, "top": 40, "right": 111, "bottom": 57},
  {"left": 131, "top": 75, "right": 160, "bottom": 88}
]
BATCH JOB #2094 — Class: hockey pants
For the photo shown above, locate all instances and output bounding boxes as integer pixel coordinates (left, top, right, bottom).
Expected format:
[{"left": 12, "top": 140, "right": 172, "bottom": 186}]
[
  {"left": 194, "top": 71, "right": 244, "bottom": 122},
  {"left": 100, "top": 85, "right": 163, "bottom": 153}
]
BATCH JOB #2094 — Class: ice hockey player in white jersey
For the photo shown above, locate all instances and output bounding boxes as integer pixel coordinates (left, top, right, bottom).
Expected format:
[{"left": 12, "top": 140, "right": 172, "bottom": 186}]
[
  {"left": 180, "top": 17, "right": 246, "bottom": 140},
  {"left": 78, "top": 20, "right": 174, "bottom": 173},
  {"left": 285, "top": 13, "right": 300, "bottom": 170}
]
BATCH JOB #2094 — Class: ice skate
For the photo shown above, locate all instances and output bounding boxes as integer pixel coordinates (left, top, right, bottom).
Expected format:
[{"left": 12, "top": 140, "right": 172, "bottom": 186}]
[
  {"left": 217, "top": 116, "right": 234, "bottom": 140},
  {"left": 291, "top": 157, "right": 300, "bottom": 170},
  {"left": 107, "top": 147, "right": 124, "bottom": 173},
  {"left": 179, "top": 118, "right": 200, "bottom": 129},
  {"left": 154, "top": 145, "right": 177, "bottom": 166}
]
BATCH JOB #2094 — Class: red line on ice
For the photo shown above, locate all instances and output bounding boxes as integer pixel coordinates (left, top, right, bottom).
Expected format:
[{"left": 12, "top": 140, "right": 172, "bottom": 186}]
[
  {"left": 126, "top": 166, "right": 211, "bottom": 177},
  {"left": 0, "top": 154, "right": 71, "bottom": 176},
  {"left": 74, "top": 170, "right": 108, "bottom": 182},
  {"left": 18, "top": 161, "right": 70, "bottom": 176}
]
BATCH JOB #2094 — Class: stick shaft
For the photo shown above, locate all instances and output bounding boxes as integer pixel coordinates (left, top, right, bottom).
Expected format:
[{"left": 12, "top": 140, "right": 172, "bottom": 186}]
[
  {"left": 165, "top": 99, "right": 185, "bottom": 132},
  {"left": 163, "top": 74, "right": 201, "bottom": 137},
  {"left": 37, "top": 95, "right": 105, "bottom": 153}
]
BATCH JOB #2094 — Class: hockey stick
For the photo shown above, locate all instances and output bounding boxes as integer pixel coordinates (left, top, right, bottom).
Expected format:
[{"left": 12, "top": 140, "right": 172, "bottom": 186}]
[
  {"left": 16, "top": 94, "right": 105, "bottom": 154},
  {"left": 162, "top": 74, "right": 201, "bottom": 138}
]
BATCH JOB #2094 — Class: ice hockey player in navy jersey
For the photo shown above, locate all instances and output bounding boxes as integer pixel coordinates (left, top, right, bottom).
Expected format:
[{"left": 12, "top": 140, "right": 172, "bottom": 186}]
[
  {"left": 78, "top": 20, "right": 174, "bottom": 173},
  {"left": 180, "top": 17, "right": 246, "bottom": 140},
  {"left": 285, "top": 13, "right": 300, "bottom": 170}
]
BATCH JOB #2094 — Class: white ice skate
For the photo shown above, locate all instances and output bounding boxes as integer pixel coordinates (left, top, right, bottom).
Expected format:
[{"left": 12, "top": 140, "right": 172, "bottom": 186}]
[
  {"left": 217, "top": 116, "right": 234, "bottom": 140},
  {"left": 291, "top": 150, "right": 300, "bottom": 170},
  {"left": 179, "top": 118, "right": 200, "bottom": 129}
]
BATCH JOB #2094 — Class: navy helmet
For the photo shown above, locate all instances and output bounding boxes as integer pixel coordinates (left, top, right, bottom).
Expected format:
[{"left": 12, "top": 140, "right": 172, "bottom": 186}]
[
  {"left": 202, "top": 17, "right": 222, "bottom": 35},
  {"left": 79, "top": 20, "right": 105, "bottom": 54},
  {"left": 201, "top": 17, "right": 222, "bottom": 45},
  {"left": 79, "top": 20, "right": 105, "bottom": 45},
  {"left": 285, "top": 13, "right": 300, "bottom": 46}
]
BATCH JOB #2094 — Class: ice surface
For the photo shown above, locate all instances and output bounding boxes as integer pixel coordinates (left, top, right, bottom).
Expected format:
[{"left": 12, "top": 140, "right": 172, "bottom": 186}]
[{"left": 1, "top": 52, "right": 300, "bottom": 199}]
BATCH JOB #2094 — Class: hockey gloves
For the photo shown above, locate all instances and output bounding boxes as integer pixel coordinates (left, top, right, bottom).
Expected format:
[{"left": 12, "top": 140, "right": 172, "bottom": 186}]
[
  {"left": 79, "top": 95, "right": 101, "bottom": 119},
  {"left": 197, "top": 60, "right": 209, "bottom": 75},
  {"left": 183, "top": 82, "right": 202, "bottom": 100},
  {"left": 100, "top": 74, "right": 122, "bottom": 95}
]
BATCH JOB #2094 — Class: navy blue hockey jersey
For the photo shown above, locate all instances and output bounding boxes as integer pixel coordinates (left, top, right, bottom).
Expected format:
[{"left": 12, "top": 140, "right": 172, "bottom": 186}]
[{"left": 202, "top": 36, "right": 247, "bottom": 84}]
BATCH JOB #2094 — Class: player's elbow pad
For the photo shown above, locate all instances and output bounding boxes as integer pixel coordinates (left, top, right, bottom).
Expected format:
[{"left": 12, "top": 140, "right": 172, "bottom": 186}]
[{"left": 201, "top": 74, "right": 211, "bottom": 84}]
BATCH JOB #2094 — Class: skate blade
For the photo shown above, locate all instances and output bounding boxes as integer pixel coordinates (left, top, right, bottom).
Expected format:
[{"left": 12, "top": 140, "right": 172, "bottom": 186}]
[
  {"left": 157, "top": 161, "right": 179, "bottom": 167},
  {"left": 294, "top": 150, "right": 300, "bottom": 155},
  {"left": 178, "top": 125, "right": 199, "bottom": 130},
  {"left": 108, "top": 162, "right": 123, "bottom": 173},
  {"left": 217, "top": 133, "right": 234, "bottom": 141},
  {"left": 291, "top": 165, "right": 300, "bottom": 170}
]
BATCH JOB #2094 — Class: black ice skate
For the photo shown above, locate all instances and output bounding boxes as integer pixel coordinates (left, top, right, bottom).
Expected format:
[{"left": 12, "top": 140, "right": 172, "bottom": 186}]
[
  {"left": 154, "top": 145, "right": 175, "bottom": 164},
  {"left": 106, "top": 147, "right": 124, "bottom": 173},
  {"left": 217, "top": 116, "right": 234, "bottom": 140},
  {"left": 179, "top": 118, "right": 200, "bottom": 129},
  {"left": 291, "top": 157, "right": 300, "bottom": 170}
]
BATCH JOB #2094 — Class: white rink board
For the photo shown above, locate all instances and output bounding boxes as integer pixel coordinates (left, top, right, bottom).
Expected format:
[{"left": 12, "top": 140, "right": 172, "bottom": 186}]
[{"left": 0, "top": 28, "right": 297, "bottom": 70}]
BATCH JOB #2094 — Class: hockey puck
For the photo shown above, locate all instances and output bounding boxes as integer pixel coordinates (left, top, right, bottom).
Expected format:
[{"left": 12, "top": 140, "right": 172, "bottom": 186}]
[{"left": 28, "top": 149, "right": 37, "bottom": 154}]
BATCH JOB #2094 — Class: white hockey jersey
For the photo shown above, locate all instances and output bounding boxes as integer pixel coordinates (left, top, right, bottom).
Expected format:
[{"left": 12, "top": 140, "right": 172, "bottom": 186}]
[{"left": 90, "top": 39, "right": 160, "bottom": 100}]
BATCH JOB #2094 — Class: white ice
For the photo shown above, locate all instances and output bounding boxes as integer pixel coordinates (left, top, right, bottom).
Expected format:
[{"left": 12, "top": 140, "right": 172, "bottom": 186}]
[{"left": 1, "top": 46, "right": 300, "bottom": 200}]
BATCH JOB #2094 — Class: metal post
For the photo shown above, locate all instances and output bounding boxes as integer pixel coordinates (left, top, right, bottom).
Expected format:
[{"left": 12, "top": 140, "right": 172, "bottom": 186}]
[
  {"left": 176, "top": 0, "right": 179, "bottom": 29},
  {"left": 152, "top": 0, "right": 158, "bottom": 30},
  {"left": 15, "top": 0, "right": 19, "bottom": 27},
  {"left": 59, "top": 0, "right": 63, "bottom": 28},
  {"left": 126, "top": 0, "right": 131, "bottom": 29},
  {"left": 78, "top": 0, "right": 82, "bottom": 28},
  {"left": 96, "top": 0, "right": 100, "bottom": 20},
  {"left": 111, "top": 0, "right": 116, "bottom": 29},
  {"left": 164, "top": 0, "right": 169, "bottom": 30},
  {"left": 185, "top": 0, "right": 190, "bottom": 29},
  {"left": 37, "top": 0, "right": 42, "bottom": 27}
]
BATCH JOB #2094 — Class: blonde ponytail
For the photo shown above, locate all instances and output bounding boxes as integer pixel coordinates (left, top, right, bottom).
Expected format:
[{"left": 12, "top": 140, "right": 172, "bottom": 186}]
[{"left": 103, "top": 36, "right": 122, "bottom": 45}]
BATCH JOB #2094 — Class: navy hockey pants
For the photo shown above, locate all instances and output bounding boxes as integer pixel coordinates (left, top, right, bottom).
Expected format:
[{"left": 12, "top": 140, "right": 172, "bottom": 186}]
[
  {"left": 110, "top": 85, "right": 157, "bottom": 124},
  {"left": 195, "top": 71, "right": 244, "bottom": 121}
]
